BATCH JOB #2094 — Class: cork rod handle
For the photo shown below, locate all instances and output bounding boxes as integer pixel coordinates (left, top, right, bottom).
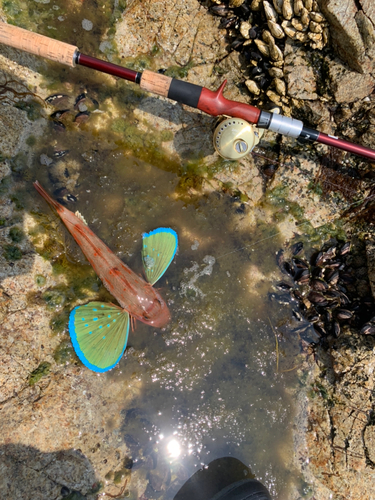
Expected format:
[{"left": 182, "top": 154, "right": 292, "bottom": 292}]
[{"left": 0, "top": 22, "right": 78, "bottom": 67}]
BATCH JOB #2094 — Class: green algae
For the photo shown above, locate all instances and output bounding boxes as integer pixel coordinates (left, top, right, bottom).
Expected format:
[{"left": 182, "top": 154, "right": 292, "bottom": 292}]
[
  {"left": 176, "top": 159, "right": 213, "bottom": 194},
  {"left": 105, "top": 470, "right": 114, "bottom": 481},
  {"left": 265, "top": 184, "right": 289, "bottom": 206},
  {"left": 0, "top": 176, "right": 12, "bottom": 195},
  {"left": 151, "top": 44, "right": 161, "bottom": 56},
  {"left": 54, "top": 339, "right": 76, "bottom": 365},
  {"left": 165, "top": 60, "right": 195, "bottom": 79},
  {"left": 109, "top": 116, "right": 180, "bottom": 172},
  {"left": 307, "top": 180, "right": 323, "bottom": 197},
  {"left": 262, "top": 180, "right": 348, "bottom": 248},
  {"left": 160, "top": 130, "right": 174, "bottom": 142},
  {"left": 113, "top": 468, "right": 128, "bottom": 484},
  {"left": 35, "top": 274, "right": 46, "bottom": 287},
  {"left": 10, "top": 194, "right": 25, "bottom": 210},
  {"left": 10, "top": 152, "right": 28, "bottom": 178},
  {"left": 9, "top": 226, "right": 25, "bottom": 243},
  {"left": 14, "top": 100, "right": 43, "bottom": 121},
  {"left": 50, "top": 310, "right": 70, "bottom": 335},
  {"left": 26, "top": 135, "right": 37, "bottom": 147},
  {"left": 29, "top": 209, "right": 112, "bottom": 336},
  {"left": 304, "top": 218, "right": 347, "bottom": 243},
  {"left": 122, "top": 54, "right": 153, "bottom": 71},
  {"left": 2, "top": 244, "right": 22, "bottom": 261},
  {"left": 42, "top": 288, "right": 66, "bottom": 310},
  {"left": 63, "top": 491, "right": 86, "bottom": 500},
  {"left": 232, "top": 189, "right": 249, "bottom": 203},
  {"left": 28, "top": 361, "right": 51, "bottom": 386}
]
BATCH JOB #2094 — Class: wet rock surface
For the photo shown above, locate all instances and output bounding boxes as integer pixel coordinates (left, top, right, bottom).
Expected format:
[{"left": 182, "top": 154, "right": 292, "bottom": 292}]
[
  {"left": 318, "top": 0, "right": 375, "bottom": 74},
  {"left": 0, "top": 0, "right": 375, "bottom": 499},
  {"left": 295, "top": 331, "right": 375, "bottom": 500}
]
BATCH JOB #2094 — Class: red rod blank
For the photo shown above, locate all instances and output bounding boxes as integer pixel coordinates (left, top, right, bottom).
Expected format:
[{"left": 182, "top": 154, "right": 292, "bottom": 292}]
[
  {"left": 317, "top": 132, "right": 375, "bottom": 162},
  {"left": 77, "top": 53, "right": 139, "bottom": 83}
]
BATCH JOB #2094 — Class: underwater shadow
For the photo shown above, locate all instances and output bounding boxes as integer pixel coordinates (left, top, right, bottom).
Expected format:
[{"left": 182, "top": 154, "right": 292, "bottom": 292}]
[
  {"left": 111, "top": 92, "right": 217, "bottom": 163},
  {"left": 0, "top": 443, "right": 100, "bottom": 500}
]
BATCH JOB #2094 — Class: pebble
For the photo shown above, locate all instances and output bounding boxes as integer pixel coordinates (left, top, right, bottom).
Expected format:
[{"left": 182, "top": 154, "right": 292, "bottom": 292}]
[
  {"left": 40, "top": 154, "right": 53, "bottom": 166},
  {"left": 82, "top": 19, "right": 93, "bottom": 31}
]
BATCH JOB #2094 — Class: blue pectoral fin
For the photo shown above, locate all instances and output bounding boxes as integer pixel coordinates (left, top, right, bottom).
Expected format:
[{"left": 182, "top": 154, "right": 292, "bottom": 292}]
[
  {"left": 69, "top": 301, "right": 130, "bottom": 373},
  {"left": 142, "top": 227, "right": 178, "bottom": 285}
]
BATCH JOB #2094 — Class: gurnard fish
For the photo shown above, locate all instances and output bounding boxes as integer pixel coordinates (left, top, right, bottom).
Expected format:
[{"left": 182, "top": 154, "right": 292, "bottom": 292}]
[{"left": 34, "top": 181, "right": 178, "bottom": 373}]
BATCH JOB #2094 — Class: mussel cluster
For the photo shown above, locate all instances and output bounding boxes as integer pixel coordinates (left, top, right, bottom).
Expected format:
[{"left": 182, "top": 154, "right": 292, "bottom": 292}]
[
  {"left": 40, "top": 92, "right": 100, "bottom": 204},
  {"left": 208, "top": 0, "right": 328, "bottom": 105},
  {"left": 45, "top": 91, "right": 98, "bottom": 131},
  {"left": 271, "top": 239, "right": 375, "bottom": 344}
]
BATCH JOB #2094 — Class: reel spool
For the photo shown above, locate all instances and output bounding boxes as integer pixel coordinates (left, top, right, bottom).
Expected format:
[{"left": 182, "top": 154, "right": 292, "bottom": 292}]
[{"left": 213, "top": 117, "right": 265, "bottom": 160}]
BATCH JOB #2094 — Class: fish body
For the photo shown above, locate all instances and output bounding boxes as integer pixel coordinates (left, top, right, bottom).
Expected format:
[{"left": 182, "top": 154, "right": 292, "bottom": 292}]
[{"left": 34, "top": 181, "right": 170, "bottom": 327}]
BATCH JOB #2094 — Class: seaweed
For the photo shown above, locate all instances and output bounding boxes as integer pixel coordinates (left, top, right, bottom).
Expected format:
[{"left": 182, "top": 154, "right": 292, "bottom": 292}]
[
  {"left": 313, "top": 151, "right": 363, "bottom": 203},
  {"left": 35, "top": 274, "right": 46, "bottom": 287},
  {"left": 8, "top": 226, "right": 25, "bottom": 243},
  {"left": 2, "top": 244, "right": 22, "bottom": 261},
  {"left": 0, "top": 72, "right": 43, "bottom": 112},
  {"left": 28, "top": 361, "right": 51, "bottom": 386},
  {"left": 342, "top": 186, "right": 375, "bottom": 224},
  {"left": 53, "top": 339, "right": 76, "bottom": 365}
]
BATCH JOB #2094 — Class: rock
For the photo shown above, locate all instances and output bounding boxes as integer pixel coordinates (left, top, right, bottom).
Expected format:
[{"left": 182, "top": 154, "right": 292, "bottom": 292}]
[
  {"left": 0, "top": 106, "right": 32, "bottom": 158},
  {"left": 318, "top": 0, "right": 374, "bottom": 74},
  {"left": 267, "top": 151, "right": 344, "bottom": 228},
  {"left": 115, "top": 0, "right": 227, "bottom": 67},
  {"left": 359, "top": 0, "right": 375, "bottom": 27},
  {"left": 284, "top": 40, "right": 318, "bottom": 100},
  {"left": 328, "top": 58, "right": 374, "bottom": 103},
  {"left": 0, "top": 160, "right": 11, "bottom": 181},
  {"left": 366, "top": 238, "right": 375, "bottom": 300},
  {"left": 355, "top": 10, "right": 375, "bottom": 51},
  {"left": 361, "top": 124, "right": 375, "bottom": 149},
  {"left": 293, "top": 99, "right": 331, "bottom": 128},
  {"left": 364, "top": 425, "right": 375, "bottom": 463},
  {"left": 298, "top": 332, "right": 375, "bottom": 500},
  {"left": 213, "top": 155, "right": 265, "bottom": 207},
  {"left": 0, "top": 444, "right": 98, "bottom": 500}
]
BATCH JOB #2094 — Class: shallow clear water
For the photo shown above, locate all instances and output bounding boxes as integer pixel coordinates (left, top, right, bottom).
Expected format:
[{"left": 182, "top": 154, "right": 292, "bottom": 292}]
[
  {"left": 26, "top": 125, "right": 305, "bottom": 499},
  {"left": 5, "top": 1, "right": 320, "bottom": 498}
]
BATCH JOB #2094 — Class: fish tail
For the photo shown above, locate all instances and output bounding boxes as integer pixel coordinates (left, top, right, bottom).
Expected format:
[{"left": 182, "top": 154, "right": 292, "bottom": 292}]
[{"left": 34, "top": 181, "right": 64, "bottom": 212}]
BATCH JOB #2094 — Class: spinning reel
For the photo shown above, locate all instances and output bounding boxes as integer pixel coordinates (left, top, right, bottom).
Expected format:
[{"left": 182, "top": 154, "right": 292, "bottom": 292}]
[
  {"left": 213, "top": 108, "right": 280, "bottom": 160},
  {"left": 213, "top": 117, "right": 265, "bottom": 160}
]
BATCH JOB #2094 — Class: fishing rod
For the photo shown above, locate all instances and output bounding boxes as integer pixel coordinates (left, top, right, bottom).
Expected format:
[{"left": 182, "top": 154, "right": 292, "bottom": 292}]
[{"left": 1, "top": 22, "right": 375, "bottom": 162}]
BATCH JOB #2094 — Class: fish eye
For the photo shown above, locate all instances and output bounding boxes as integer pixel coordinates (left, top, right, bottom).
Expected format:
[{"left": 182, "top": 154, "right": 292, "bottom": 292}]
[{"left": 143, "top": 313, "right": 150, "bottom": 320}]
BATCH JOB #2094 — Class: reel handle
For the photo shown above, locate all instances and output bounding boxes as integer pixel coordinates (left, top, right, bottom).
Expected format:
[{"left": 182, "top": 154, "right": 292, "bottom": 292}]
[{"left": 0, "top": 22, "right": 78, "bottom": 67}]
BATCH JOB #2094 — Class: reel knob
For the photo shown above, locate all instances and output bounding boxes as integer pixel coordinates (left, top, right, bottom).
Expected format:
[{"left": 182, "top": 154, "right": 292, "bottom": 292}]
[{"left": 213, "top": 117, "right": 264, "bottom": 160}]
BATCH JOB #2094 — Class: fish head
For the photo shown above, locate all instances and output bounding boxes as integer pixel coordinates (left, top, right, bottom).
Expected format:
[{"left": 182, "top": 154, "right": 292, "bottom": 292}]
[{"left": 139, "top": 296, "right": 171, "bottom": 328}]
